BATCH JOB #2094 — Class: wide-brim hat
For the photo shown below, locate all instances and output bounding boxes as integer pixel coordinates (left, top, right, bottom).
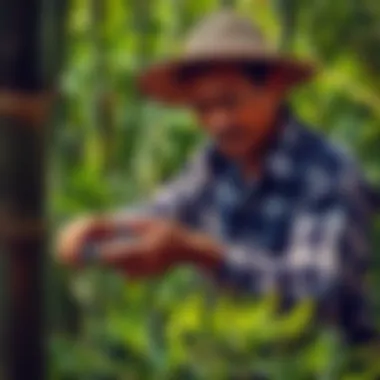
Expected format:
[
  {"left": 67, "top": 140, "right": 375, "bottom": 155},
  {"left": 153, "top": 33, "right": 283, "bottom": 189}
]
[{"left": 138, "top": 10, "right": 317, "bottom": 104}]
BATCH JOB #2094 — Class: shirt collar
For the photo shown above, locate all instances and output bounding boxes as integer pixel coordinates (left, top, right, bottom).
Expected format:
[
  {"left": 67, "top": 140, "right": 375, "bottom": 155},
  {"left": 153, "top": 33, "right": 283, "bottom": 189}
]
[{"left": 204, "top": 112, "right": 301, "bottom": 182}]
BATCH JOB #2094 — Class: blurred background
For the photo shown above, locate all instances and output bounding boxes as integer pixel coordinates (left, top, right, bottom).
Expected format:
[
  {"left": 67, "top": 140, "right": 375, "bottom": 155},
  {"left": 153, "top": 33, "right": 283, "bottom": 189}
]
[{"left": 2, "top": 0, "right": 380, "bottom": 379}]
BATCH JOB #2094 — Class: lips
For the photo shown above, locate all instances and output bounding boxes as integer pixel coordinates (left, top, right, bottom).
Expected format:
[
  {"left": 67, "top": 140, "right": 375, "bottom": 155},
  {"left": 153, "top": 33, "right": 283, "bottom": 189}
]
[{"left": 216, "top": 128, "right": 245, "bottom": 142}]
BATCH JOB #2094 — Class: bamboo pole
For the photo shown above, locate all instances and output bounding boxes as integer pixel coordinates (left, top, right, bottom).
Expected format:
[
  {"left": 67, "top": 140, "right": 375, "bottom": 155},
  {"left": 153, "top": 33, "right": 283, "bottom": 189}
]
[
  {"left": 272, "top": 0, "right": 298, "bottom": 51},
  {"left": 0, "top": 1, "right": 56, "bottom": 379}
]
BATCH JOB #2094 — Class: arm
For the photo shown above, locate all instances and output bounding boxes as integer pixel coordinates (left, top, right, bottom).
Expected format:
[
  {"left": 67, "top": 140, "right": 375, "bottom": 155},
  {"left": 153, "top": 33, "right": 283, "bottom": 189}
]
[
  {"left": 57, "top": 151, "right": 211, "bottom": 266},
  {"left": 100, "top": 167, "right": 371, "bottom": 285}
]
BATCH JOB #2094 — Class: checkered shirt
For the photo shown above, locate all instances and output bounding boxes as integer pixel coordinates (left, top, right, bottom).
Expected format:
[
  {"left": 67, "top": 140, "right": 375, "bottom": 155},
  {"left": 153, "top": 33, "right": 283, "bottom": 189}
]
[{"left": 121, "top": 117, "right": 376, "bottom": 340}]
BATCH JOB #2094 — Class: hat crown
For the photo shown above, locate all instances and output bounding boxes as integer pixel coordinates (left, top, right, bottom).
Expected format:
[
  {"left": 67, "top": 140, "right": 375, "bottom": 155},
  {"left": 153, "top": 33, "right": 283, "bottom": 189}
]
[
  {"left": 185, "top": 10, "right": 268, "bottom": 56},
  {"left": 138, "top": 10, "right": 316, "bottom": 103}
]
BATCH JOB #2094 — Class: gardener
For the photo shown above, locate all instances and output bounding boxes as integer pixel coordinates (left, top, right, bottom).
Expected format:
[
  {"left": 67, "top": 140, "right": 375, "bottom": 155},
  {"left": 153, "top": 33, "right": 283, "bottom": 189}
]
[{"left": 57, "top": 11, "right": 376, "bottom": 343}]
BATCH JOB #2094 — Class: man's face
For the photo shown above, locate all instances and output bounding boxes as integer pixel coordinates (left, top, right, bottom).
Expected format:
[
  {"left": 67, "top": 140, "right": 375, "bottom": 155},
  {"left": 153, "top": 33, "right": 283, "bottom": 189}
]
[{"left": 185, "top": 65, "right": 286, "bottom": 160}]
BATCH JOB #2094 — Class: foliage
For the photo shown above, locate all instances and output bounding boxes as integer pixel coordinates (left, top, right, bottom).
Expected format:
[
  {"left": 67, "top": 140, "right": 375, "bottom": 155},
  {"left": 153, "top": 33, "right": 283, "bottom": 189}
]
[
  {"left": 49, "top": 0, "right": 380, "bottom": 378},
  {"left": 48, "top": 269, "right": 379, "bottom": 379},
  {"left": 49, "top": 269, "right": 380, "bottom": 379}
]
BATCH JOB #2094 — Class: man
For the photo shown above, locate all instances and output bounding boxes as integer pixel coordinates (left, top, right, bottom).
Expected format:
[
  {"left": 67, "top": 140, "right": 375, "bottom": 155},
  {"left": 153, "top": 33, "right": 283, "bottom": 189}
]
[{"left": 57, "top": 11, "right": 376, "bottom": 343}]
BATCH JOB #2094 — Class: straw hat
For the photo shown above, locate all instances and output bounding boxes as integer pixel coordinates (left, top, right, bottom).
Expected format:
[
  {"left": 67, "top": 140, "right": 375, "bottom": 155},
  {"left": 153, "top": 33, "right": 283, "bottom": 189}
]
[{"left": 138, "top": 10, "right": 316, "bottom": 104}]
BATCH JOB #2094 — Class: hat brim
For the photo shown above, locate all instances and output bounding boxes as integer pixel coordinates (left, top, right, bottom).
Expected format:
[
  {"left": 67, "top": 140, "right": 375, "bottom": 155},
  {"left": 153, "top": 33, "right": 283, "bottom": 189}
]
[{"left": 138, "top": 54, "right": 317, "bottom": 105}]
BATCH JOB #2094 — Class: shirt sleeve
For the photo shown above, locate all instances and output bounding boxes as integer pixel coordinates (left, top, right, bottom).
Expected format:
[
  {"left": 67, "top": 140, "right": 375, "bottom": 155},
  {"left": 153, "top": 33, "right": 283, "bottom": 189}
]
[{"left": 112, "top": 152, "right": 209, "bottom": 227}]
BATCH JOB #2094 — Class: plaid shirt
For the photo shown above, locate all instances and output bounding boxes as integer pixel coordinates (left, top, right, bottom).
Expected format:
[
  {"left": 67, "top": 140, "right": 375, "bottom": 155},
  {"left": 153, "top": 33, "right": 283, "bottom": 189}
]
[{"left": 122, "top": 117, "right": 375, "bottom": 340}]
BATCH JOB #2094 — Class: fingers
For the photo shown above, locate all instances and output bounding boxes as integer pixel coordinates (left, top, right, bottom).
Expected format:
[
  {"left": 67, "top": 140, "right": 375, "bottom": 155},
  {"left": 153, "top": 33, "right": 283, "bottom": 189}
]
[
  {"left": 100, "top": 240, "right": 166, "bottom": 278},
  {"left": 99, "top": 239, "right": 169, "bottom": 278},
  {"left": 56, "top": 215, "right": 115, "bottom": 266},
  {"left": 100, "top": 240, "right": 147, "bottom": 265},
  {"left": 56, "top": 214, "right": 165, "bottom": 267},
  {"left": 119, "top": 217, "right": 162, "bottom": 235}
]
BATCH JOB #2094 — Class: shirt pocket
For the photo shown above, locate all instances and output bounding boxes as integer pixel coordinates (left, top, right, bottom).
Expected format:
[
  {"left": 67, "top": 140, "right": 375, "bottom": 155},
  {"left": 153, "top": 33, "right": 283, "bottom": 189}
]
[{"left": 240, "top": 197, "right": 292, "bottom": 256}]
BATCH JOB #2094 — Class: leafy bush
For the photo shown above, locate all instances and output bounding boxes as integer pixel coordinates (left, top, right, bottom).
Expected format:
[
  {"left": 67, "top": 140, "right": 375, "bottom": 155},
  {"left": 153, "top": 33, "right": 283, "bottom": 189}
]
[
  {"left": 50, "top": 269, "right": 380, "bottom": 379},
  {"left": 49, "top": 0, "right": 380, "bottom": 378}
]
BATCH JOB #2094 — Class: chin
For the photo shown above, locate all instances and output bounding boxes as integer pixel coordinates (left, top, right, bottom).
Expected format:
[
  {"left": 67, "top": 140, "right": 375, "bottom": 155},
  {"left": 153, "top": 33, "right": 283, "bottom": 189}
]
[{"left": 220, "top": 144, "right": 252, "bottom": 161}]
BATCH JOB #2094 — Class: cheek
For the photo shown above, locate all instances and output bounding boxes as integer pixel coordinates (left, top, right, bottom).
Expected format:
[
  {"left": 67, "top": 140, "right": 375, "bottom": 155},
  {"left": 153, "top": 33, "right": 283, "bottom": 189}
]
[{"left": 238, "top": 98, "right": 277, "bottom": 129}]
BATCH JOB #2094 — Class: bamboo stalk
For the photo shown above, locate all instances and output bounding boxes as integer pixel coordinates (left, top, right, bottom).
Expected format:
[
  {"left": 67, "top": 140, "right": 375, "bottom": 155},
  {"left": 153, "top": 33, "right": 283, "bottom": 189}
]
[
  {"left": 272, "top": 0, "right": 297, "bottom": 51},
  {"left": 0, "top": 0, "right": 56, "bottom": 379}
]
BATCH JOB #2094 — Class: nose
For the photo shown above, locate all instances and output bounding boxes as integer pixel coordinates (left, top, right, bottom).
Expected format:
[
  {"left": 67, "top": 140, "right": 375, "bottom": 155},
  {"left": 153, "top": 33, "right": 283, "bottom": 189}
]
[{"left": 207, "top": 109, "right": 233, "bottom": 132}]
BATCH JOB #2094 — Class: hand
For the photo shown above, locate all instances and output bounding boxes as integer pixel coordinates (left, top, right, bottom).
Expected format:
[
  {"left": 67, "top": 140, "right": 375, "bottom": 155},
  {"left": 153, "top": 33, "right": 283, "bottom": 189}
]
[
  {"left": 56, "top": 215, "right": 116, "bottom": 266},
  {"left": 100, "top": 218, "right": 223, "bottom": 279}
]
